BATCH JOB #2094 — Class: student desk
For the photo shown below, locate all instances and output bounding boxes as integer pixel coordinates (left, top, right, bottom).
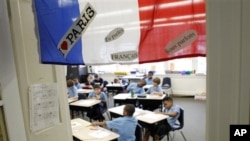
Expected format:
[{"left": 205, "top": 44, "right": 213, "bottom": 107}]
[
  {"left": 68, "top": 97, "right": 78, "bottom": 104},
  {"left": 69, "top": 99, "right": 100, "bottom": 119},
  {"left": 106, "top": 84, "right": 125, "bottom": 95},
  {"left": 108, "top": 105, "right": 168, "bottom": 128},
  {"left": 113, "top": 93, "right": 137, "bottom": 107},
  {"left": 143, "top": 85, "right": 153, "bottom": 91},
  {"left": 71, "top": 118, "right": 119, "bottom": 141},
  {"left": 122, "top": 75, "right": 144, "bottom": 83},
  {"left": 113, "top": 93, "right": 166, "bottom": 110},
  {"left": 77, "top": 89, "right": 93, "bottom": 99}
]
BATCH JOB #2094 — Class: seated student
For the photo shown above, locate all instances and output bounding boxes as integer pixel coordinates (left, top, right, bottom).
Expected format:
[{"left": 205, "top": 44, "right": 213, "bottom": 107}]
[
  {"left": 84, "top": 74, "right": 94, "bottom": 89},
  {"left": 143, "top": 97, "right": 180, "bottom": 141},
  {"left": 72, "top": 77, "right": 81, "bottom": 89},
  {"left": 126, "top": 79, "right": 146, "bottom": 94},
  {"left": 87, "top": 84, "right": 107, "bottom": 121},
  {"left": 91, "top": 104, "right": 138, "bottom": 141},
  {"left": 145, "top": 77, "right": 163, "bottom": 96},
  {"left": 113, "top": 78, "right": 120, "bottom": 84},
  {"left": 144, "top": 71, "right": 154, "bottom": 85},
  {"left": 67, "top": 79, "right": 78, "bottom": 98},
  {"left": 93, "top": 74, "right": 104, "bottom": 88}
]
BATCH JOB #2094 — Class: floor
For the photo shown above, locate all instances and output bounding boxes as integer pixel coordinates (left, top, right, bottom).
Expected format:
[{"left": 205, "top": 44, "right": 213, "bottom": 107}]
[{"left": 80, "top": 94, "right": 206, "bottom": 141}]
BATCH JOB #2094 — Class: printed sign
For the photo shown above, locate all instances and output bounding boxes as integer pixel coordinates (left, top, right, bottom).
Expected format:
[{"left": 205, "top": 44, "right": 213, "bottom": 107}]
[
  {"left": 58, "top": 2, "right": 96, "bottom": 57},
  {"left": 165, "top": 30, "right": 198, "bottom": 55},
  {"left": 105, "top": 27, "right": 125, "bottom": 42},
  {"left": 111, "top": 51, "right": 138, "bottom": 61}
]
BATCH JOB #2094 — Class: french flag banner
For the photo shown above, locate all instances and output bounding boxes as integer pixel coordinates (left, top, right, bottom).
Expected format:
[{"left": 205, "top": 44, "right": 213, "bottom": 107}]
[{"left": 34, "top": 0, "right": 206, "bottom": 65}]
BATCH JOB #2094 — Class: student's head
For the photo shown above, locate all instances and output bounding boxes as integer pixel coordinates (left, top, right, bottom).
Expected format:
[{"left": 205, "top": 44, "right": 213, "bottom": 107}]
[
  {"left": 87, "top": 74, "right": 93, "bottom": 82},
  {"left": 93, "top": 84, "right": 101, "bottom": 94},
  {"left": 114, "top": 78, "right": 119, "bottom": 83},
  {"left": 94, "top": 74, "right": 99, "bottom": 80},
  {"left": 147, "top": 71, "right": 154, "bottom": 78},
  {"left": 123, "top": 104, "right": 135, "bottom": 116},
  {"left": 72, "top": 77, "right": 79, "bottom": 84},
  {"left": 67, "top": 79, "right": 74, "bottom": 88},
  {"left": 138, "top": 79, "right": 146, "bottom": 87},
  {"left": 153, "top": 77, "right": 161, "bottom": 86},
  {"left": 162, "top": 96, "right": 174, "bottom": 109}
]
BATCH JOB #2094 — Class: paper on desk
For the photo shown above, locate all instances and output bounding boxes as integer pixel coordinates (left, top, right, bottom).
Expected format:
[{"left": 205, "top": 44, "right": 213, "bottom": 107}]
[
  {"left": 89, "top": 129, "right": 110, "bottom": 138},
  {"left": 139, "top": 113, "right": 158, "bottom": 119},
  {"left": 71, "top": 122, "right": 82, "bottom": 128}
]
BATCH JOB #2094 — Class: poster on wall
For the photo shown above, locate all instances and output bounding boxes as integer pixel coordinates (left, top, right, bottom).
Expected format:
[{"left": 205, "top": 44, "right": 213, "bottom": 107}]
[
  {"left": 34, "top": 0, "right": 206, "bottom": 65},
  {"left": 29, "top": 83, "right": 60, "bottom": 132}
]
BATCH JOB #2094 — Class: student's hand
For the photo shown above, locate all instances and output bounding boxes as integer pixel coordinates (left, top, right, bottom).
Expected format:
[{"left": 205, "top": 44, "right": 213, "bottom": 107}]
[{"left": 91, "top": 122, "right": 99, "bottom": 126}]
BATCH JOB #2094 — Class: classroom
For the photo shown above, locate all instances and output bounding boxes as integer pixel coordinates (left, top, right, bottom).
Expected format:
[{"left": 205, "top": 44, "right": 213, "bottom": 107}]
[{"left": 0, "top": 0, "right": 249, "bottom": 141}]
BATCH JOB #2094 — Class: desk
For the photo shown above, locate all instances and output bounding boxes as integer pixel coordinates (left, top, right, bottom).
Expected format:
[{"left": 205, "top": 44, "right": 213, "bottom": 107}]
[
  {"left": 143, "top": 85, "right": 153, "bottom": 91},
  {"left": 69, "top": 99, "right": 100, "bottom": 119},
  {"left": 108, "top": 105, "right": 168, "bottom": 127},
  {"left": 113, "top": 93, "right": 166, "bottom": 110},
  {"left": 113, "top": 93, "right": 137, "bottom": 106},
  {"left": 77, "top": 89, "right": 93, "bottom": 99},
  {"left": 71, "top": 118, "right": 119, "bottom": 141},
  {"left": 68, "top": 97, "right": 78, "bottom": 103},
  {"left": 122, "top": 75, "right": 144, "bottom": 83},
  {"left": 77, "top": 89, "right": 93, "bottom": 94},
  {"left": 106, "top": 84, "right": 125, "bottom": 95}
]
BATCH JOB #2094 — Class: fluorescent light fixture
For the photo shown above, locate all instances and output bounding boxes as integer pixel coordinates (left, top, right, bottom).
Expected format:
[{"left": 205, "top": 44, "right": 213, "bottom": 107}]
[
  {"left": 140, "top": 0, "right": 203, "bottom": 11},
  {"left": 170, "top": 13, "right": 205, "bottom": 20}
]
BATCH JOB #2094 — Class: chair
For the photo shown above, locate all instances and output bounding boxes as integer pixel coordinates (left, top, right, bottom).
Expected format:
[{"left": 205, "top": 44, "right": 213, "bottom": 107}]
[
  {"left": 168, "top": 107, "right": 187, "bottom": 141},
  {"left": 135, "top": 123, "right": 143, "bottom": 141},
  {"left": 161, "top": 77, "right": 173, "bottom": 96}
]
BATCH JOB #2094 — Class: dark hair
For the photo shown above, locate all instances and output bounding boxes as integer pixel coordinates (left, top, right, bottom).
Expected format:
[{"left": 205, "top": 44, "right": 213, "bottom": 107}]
[
  {"left": 94, "top": 74, "right": 99, "bottom": 78},
  {"left": 124, "top": 104, "right": 135, "bottom": 116},
  {"left": 93, "top": 84, "right": 100, "bottom": 89},
  {"left": 148, "top": 71, "right": 154, "bottom": 75},
  {"left": 163, "top": 96, "right": 173, "bottom": 102}
]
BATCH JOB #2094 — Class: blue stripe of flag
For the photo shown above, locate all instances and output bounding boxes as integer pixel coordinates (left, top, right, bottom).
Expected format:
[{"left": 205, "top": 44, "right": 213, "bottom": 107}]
[{"left": 34, "top": 0, "right": 84, "bottom": 65}]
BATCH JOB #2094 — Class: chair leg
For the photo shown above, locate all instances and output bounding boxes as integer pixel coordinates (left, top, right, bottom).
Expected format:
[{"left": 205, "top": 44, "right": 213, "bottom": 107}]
[{"left": 180, "top": 131, "right": 187, "bottom": 141}]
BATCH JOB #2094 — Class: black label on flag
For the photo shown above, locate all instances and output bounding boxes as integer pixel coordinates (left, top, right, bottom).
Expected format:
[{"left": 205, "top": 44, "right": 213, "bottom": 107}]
[{"left": 230, "top": 125, "right": 250, "bottom": 141}]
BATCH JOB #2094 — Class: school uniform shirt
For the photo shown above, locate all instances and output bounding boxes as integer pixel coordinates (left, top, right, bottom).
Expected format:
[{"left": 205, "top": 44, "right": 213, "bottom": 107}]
[
  {"left": 75, "top": 82, "right": 81, "bottom": 89},
  {"left": 88, "top": 92, "right": 107, "bottom": 110},
  {"left": 146, "top": 85, "right": 163, "bottom": 94},
  {"left": 162, "top": 105, "right": 180, "bottom": 128},
  {"left": 106, "top": 116, "right": 137, "bottom": 141},
  {"left": 68, "top": 86, "right": 78, "bottom": 98},
  {"left": 126, "top": 83, "right": 145, "bottom": 94},
  {"left": 145, "top": 77, "right": 153, "bottom": 85}
]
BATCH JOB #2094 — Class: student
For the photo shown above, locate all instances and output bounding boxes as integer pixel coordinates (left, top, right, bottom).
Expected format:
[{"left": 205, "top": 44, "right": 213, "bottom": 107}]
[
  {"left": 126, "top": 79, "right": 146, "bottom": 94},
  {"left": 143, "top": 97, "right": 180, "bottom": 141},
  {"left": 91, "top": 104, "right": 138, "bottom": 141},
  {"left": 113, "top": 78, "right": 120, "bottom": 84},
  {"left": 72, "top": 77, "right": 81, "bottom": 89},
  {"left": 144, "top": 71, "right": 154, "bottom": 85},
  {"left": 84, "top": 74, "right": 94, "bottom": 89},
  {"left": 93, "top": 74, "right": 106, "bottom": 90},
  {"left": 145, "top": 77, "right": 163, "bottom": 96},
  {"left": 87, "top": 84, "right": 107, "bottom": 121},
  {"left": 67, "top": 79, "right": 78, "bottom": 98}
]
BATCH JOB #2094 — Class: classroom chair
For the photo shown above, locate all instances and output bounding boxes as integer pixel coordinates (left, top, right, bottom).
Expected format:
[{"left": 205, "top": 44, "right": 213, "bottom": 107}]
[{"left": 161, "top": 77, "right": 173, "bottom": 96}]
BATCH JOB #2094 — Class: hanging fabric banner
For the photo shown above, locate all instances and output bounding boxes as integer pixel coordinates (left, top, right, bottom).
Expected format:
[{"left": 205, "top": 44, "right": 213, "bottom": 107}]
[{"left": 34, "top": 0, "right": 206, "bottom": 65}]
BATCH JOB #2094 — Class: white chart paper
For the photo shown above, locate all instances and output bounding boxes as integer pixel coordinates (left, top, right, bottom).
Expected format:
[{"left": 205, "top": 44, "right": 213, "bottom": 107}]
[{"left": 29, "top": 83, "right": 59, "bottom": 132}]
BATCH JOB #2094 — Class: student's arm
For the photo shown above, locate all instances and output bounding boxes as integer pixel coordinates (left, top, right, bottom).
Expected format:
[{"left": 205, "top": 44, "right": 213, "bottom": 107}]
[
  {"left": 73, "top": 86, "right": 78, "bottom": 98},
  {"left": 91, "top": 121, "right": 107, "bottom": 126}
]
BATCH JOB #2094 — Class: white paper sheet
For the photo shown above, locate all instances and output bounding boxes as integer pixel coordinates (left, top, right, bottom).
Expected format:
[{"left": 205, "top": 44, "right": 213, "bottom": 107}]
[
  {"left": 89, "top": 129, "right": 110, "bottom": 138},
  {"left": 29, "top": 83, "right": 59, "bottom": 132}
]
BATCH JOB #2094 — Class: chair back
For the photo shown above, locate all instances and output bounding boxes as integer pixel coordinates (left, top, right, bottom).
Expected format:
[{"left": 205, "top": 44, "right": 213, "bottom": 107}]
[
  {"left": 135, "top": 124, "right": 143, "bottom": 141},
  {"left": 173, "top": 107, "right": 184, "bottom": 130},
  {"left": 162, "top": 77, "right": 171, "bottom": 88}
]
